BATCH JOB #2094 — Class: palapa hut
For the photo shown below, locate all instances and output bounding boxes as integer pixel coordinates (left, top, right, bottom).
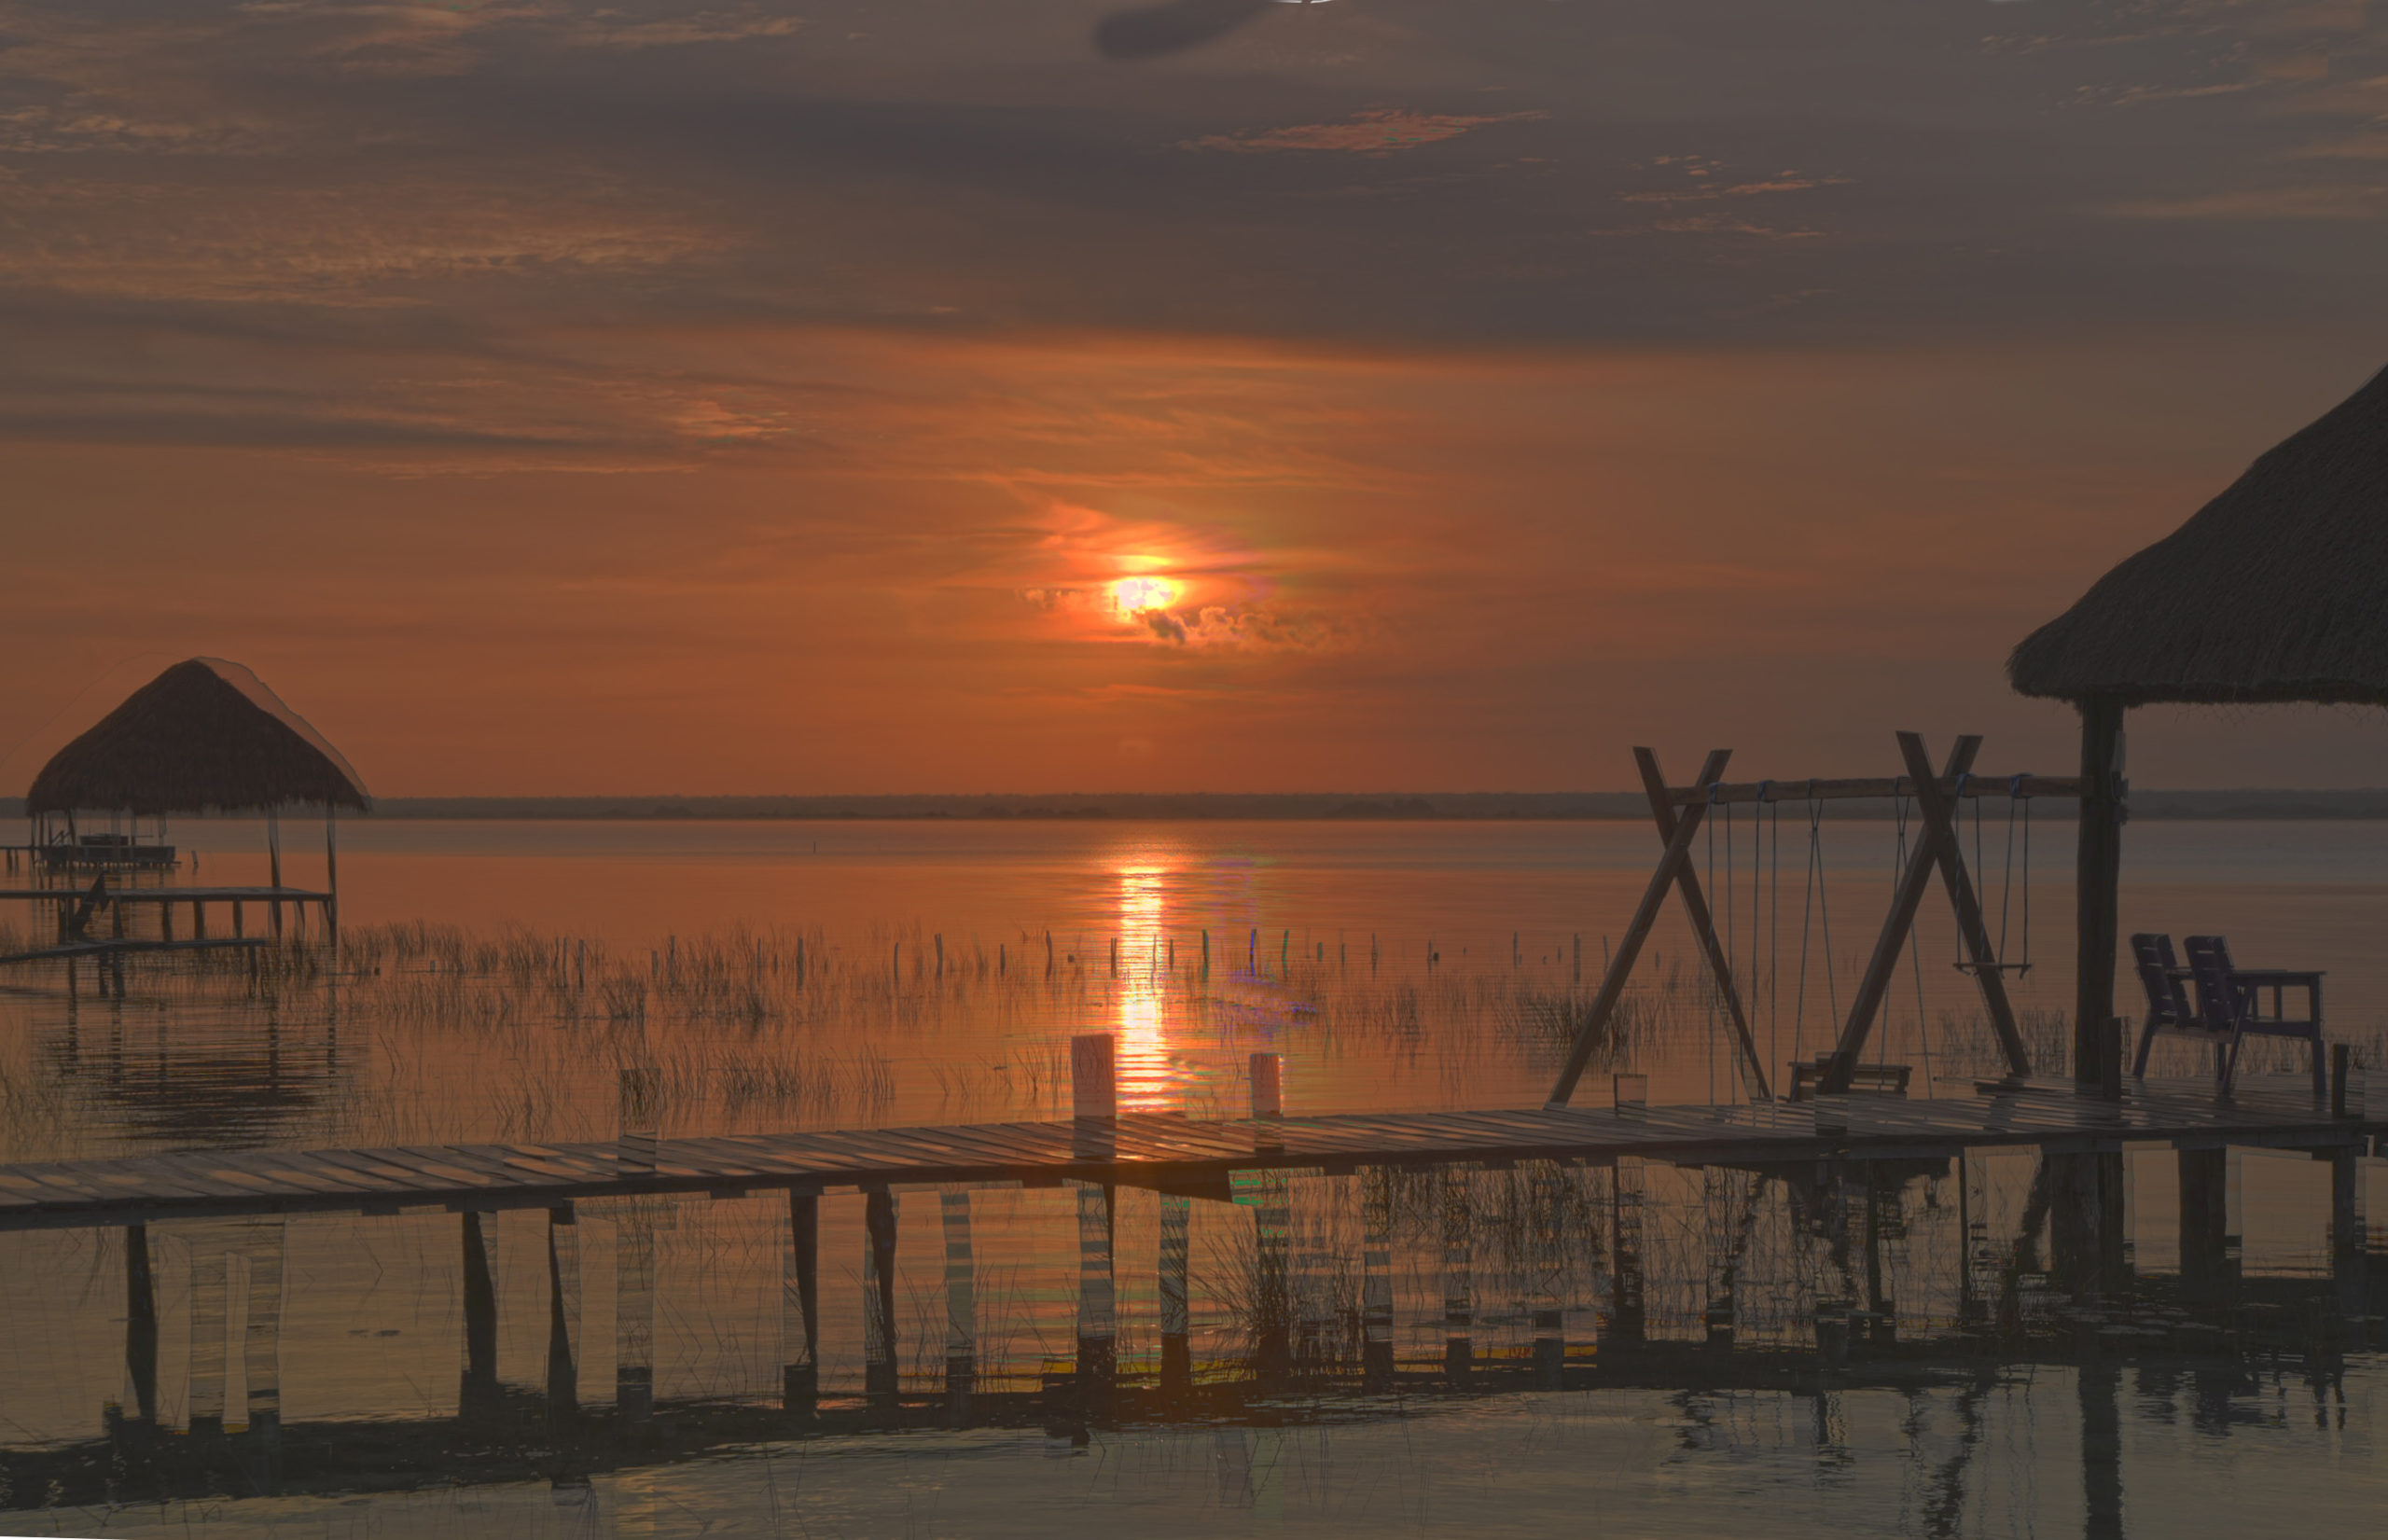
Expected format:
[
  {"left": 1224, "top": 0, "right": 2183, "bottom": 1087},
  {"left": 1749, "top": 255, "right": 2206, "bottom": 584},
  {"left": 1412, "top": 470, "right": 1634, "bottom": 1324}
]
[
  {"left": 2008, "top": 361, "right": 2388, "bottom": 1078},
  {"left": 25, "top": 658, "right": 368, "bottom": 934}
]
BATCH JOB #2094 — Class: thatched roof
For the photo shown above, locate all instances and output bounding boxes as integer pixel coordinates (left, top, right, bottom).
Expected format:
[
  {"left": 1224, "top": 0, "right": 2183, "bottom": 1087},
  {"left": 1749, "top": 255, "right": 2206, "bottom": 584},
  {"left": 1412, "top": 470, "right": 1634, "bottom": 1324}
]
[
  {"left": 2009, "top": 363, "right": 2388, "bottom": 705},
  {"left": 26, "top": 659, "right": 370, "bottom": 816}
]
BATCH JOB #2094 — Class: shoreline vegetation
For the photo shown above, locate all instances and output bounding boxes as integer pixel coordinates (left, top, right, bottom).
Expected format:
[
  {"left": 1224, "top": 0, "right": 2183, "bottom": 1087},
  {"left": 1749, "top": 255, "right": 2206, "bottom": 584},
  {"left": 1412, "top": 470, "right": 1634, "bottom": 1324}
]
[{"left": 11, "top": 789, "right": 2388, "bottom": 821}]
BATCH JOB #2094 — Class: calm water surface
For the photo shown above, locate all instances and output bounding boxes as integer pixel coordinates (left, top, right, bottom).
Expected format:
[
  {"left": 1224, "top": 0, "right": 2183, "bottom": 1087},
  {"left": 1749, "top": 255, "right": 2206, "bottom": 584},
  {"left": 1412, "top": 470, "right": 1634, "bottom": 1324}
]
[{"left": 2, "top": 817, "right": 2384, "bottom": 1537}]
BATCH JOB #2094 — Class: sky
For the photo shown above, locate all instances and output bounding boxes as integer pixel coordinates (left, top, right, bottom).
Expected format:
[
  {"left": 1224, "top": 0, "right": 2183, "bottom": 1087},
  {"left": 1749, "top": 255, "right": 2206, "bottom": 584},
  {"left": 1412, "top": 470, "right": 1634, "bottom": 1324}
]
[{"left": 7, "top": 0, "right": 2388, "bottom": 795}]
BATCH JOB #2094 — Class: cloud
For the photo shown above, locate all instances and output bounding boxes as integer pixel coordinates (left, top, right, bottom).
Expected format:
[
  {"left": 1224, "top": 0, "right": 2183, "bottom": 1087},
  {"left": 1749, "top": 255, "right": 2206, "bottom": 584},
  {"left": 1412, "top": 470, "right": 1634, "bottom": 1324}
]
[{"left": 1181, "top": 109, "right": 1545, "bottom": 156}]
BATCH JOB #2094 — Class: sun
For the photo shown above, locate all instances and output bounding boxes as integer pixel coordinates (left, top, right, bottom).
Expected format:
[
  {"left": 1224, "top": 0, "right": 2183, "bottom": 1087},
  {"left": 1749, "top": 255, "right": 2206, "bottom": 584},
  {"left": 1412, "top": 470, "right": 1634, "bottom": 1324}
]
[{"left": 1111, "top": 576, "right": 1179, "bottom": 613}]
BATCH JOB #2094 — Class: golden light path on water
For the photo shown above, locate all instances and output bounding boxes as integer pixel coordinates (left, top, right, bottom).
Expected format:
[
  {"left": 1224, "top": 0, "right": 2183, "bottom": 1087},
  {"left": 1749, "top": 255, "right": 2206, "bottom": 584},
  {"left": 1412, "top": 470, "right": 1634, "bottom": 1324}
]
[{"left": 1112, "top": 856, "right": 1177, "bottom": 1108}]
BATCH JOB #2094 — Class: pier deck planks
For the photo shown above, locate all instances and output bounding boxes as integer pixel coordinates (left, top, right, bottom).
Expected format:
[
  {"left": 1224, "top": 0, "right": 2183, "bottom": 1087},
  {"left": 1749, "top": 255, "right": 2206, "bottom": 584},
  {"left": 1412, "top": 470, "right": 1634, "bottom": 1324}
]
[{"left": 0, "top": 1076, "right": 2375, "bottom": 1232}]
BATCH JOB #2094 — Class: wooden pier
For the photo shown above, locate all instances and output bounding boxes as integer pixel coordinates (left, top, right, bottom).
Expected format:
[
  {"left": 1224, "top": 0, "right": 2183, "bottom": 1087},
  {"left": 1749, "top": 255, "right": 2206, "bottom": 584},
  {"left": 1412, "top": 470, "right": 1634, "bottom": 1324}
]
[{"left": 3, "top": 1075, "right": 2376, "bottom": 1234}]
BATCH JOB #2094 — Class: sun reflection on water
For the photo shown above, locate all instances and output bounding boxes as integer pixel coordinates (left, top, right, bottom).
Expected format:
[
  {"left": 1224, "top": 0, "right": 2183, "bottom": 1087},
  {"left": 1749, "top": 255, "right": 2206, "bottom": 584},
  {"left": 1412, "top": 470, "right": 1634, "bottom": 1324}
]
[{"left": 1112, "top": 857, "right": 1178, "bottom": 1108}]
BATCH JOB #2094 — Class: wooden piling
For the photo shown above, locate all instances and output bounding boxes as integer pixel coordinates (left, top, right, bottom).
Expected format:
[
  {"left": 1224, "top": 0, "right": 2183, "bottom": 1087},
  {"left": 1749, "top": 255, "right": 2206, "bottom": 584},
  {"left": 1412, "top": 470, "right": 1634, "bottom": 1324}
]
[
  {"left": 187, "top": 1244, "right": 228, "bottom": 1436},
  {"left": 2178, "top": 1146, "right": 2229, "bottom": 1300},
  {"left": 1608, "top": 1158, "right": 1646, "bottom": 1347}
]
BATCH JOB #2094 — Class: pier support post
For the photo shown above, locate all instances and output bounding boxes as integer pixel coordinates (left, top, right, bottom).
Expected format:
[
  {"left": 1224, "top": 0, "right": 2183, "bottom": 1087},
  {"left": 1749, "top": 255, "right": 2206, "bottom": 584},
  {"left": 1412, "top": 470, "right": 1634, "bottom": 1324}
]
[
  {"left": 1531, "top": 1162, "right": 1568, "bottom": 1389},
  {"left": 1159, "top": 1190, "right": 1192, "bottom": 1397},
  {"left": 1361, "top": 1168, "right": 1395, "bottom": 1391},
  {"left": 124, "top": 1223, "right": 159, "bottom": 1429},
  {"left": 2080, "top": 1354, "right": 2125, "bottom": 1540},
  {"left": 461, "top": 1210, "right": 500, "bottom": 1422},
  {"left": 1075, "top": 1182, "right": 1117, "bottom": 1413},
  {"left": 783, "top": 1192, "right": 820, "bottom": 1416},
  {"left": 939, "top": 1188, "right": 977, "bottom": 1417},
  {"left": 547, "top": 1205, "right": 581, "bottom": 1421},
  {"left": 863, "top": 1186, "right": 898, "bottom": 1408},
  {"left": 1440, "top": 1166, "right": 1473, "bottom": 1383}
]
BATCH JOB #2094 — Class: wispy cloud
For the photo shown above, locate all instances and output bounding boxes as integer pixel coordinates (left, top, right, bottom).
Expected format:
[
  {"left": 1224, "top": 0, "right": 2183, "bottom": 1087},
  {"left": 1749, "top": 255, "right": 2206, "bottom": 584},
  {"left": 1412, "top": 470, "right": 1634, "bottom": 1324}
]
[{"left": 1180, "top": 108, "right": 1544, "bottom": 156}]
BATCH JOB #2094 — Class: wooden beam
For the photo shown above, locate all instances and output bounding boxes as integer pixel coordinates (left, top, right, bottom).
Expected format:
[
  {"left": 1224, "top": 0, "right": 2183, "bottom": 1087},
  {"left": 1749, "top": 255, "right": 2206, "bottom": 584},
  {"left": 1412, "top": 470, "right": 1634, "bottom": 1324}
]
[
  {"left": 1544, "top": 748, "right": 1732, "bottom": 1108},
  {"left": 1667, "top": 773, "right": 2080, "bottom": 806},
  {"left": 1636, "top": 749, "right": 1772, "bottom": 1102},
  {"left": 1896, "top": 731, "right": 2033, "bottom": 1077},
  {"left": 1821, "top": 736, "right": 1982, "bottom": 1094}
]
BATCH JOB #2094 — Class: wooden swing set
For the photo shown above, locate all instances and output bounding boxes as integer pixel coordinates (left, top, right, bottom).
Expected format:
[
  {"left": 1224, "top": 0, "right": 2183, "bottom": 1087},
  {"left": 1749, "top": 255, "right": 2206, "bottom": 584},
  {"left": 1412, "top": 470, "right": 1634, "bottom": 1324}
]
[{"left": 1546, "top": 732, "right": 2086, "bottom": 1108}]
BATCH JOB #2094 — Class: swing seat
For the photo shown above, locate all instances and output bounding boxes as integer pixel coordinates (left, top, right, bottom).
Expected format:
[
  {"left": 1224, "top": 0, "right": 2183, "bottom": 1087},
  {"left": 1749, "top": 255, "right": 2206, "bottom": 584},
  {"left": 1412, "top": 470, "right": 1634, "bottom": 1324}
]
[{"left": 1784, "top": 1054, "right": 1911, "bottom": 1102}]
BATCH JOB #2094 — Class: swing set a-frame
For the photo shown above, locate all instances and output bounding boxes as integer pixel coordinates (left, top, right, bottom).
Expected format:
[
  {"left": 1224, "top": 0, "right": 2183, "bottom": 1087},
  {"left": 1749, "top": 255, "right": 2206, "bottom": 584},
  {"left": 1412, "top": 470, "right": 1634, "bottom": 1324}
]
[{"left": 1546, "top": 731, "right": 2086, "bottom": 1108}]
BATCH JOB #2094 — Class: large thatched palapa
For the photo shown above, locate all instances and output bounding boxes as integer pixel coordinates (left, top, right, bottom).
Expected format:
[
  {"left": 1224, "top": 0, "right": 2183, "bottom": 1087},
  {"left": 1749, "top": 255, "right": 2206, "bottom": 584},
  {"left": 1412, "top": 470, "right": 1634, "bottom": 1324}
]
[
  {"left": 27, "top": 658, "right": 369, "bottom": 816},
  {"left": 2007, "top": 362, "right": 2388, "bottom": 1080},
  {"left": 2010, "top": 363, "right": 2388, "bottom": 706}
]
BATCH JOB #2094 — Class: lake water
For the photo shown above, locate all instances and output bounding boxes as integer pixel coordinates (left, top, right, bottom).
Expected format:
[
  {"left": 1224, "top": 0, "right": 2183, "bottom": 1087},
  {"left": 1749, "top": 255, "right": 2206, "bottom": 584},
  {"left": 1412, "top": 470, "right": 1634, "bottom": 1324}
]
[{"left": 2, "top": 817, "right": 2384, "bottom": 1537}]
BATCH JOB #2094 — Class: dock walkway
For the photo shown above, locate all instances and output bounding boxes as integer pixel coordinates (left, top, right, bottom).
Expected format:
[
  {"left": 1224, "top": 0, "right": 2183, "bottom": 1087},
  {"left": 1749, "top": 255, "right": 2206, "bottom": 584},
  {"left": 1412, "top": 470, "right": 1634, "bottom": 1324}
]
[{"left": 3, "top": 1076, "right": 2376, "bottom": 1232}]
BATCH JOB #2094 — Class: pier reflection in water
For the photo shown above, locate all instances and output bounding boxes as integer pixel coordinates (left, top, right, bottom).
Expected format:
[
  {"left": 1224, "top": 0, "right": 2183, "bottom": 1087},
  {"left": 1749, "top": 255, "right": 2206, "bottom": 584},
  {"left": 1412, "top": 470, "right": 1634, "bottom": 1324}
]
[{"left": 2, "top": 1128, "right": 2381, "bottom": 1536}]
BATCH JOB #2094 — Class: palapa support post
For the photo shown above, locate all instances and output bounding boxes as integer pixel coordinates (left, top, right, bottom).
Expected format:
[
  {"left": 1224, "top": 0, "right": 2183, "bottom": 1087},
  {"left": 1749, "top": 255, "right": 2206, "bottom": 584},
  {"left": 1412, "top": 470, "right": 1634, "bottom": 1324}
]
[
  {"left": 267, "top": 808, "right": 283, "bottom": 940},
  {"left": 783, "top": 1191, "right": 820, "bottom": 1415},
  {"left": 324, "top": 802, "right": 340, "bottom": 948},
  {"left": 2076, "top": 697, "right": 2128, "bottom": 1086},
  {"left": 547, "top": 1205, "right": 581, "bottom": 1421},
  {"left": 1547, "top": 749, "right": 1738, "bottom": 1108},
  {"left": 863, "top": 1186, "right": 899, "bottom": 1408}
]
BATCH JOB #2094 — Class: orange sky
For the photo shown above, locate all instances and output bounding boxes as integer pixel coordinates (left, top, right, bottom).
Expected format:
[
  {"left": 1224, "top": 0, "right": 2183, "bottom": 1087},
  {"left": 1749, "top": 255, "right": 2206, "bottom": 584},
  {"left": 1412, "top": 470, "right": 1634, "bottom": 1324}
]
[{"left": 7, "top": 2, "right": 2388, "bottom": 794}]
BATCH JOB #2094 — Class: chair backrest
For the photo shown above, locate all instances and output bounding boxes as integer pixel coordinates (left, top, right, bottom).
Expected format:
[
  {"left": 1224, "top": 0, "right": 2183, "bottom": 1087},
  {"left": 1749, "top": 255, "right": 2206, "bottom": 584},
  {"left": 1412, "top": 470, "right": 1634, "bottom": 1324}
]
[
  {"left": 2183, "top": 935, "right": 2242, "bottom": 1031},
  {"left": 2130, "top": 933, "right": 2187, "bottom": 1027}
]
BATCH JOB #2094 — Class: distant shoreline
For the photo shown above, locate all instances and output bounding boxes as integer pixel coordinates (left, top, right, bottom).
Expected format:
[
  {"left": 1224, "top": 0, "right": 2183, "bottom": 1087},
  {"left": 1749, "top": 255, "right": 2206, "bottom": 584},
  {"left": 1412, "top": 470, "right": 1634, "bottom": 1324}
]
[{"left": 16, "top": 792, "right": 2388, "bottom": 822}]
